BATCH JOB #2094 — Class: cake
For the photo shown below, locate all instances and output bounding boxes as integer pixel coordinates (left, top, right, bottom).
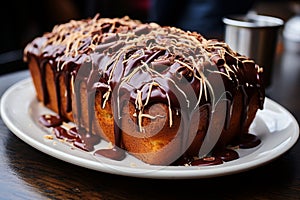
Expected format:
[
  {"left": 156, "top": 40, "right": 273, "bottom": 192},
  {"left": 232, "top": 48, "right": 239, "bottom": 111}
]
[{"left": 23, "top": 14, "right": 265, "bottom": 166}]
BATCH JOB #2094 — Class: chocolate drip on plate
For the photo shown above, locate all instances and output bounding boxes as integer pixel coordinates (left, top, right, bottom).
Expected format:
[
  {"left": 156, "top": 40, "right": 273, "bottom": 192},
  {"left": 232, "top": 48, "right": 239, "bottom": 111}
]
[
  {"left": 39, "top": 114, "right": 63, "bottom": 127},
  {"left": 94, "top": 146, "right": 126, "bottom": 161}
]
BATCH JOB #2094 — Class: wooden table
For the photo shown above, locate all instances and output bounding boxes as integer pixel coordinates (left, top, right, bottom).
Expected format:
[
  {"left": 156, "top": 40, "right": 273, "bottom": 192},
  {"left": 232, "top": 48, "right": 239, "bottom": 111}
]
[{"left": 1, "top": 47, "right": 300, "bottom": 199}]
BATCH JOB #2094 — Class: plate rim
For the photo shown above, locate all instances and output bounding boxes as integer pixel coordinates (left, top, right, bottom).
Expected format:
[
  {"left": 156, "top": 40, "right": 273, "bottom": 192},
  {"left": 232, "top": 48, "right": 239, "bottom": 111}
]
[{"left": 1, "top": 78, "right": 299, "bottom": 179}]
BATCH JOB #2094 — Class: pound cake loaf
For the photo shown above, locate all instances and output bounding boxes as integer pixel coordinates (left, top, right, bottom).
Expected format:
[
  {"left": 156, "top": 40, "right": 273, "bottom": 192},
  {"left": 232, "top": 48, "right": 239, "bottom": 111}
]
[{"left": 23, "top": 14, "right": 265, "bottom": 166}]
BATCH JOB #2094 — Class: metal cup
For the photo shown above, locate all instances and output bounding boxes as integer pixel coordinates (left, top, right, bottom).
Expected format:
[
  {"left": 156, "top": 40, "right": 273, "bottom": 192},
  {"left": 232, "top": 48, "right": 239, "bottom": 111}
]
[{"left": 223, "top": 14, "right": 284, "bottom": 88}]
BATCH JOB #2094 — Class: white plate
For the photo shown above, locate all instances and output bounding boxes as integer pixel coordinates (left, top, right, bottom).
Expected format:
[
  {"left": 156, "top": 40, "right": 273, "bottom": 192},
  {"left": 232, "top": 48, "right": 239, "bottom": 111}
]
[{"left": 1, "top": 78, "right": 299, "bottom": 179}]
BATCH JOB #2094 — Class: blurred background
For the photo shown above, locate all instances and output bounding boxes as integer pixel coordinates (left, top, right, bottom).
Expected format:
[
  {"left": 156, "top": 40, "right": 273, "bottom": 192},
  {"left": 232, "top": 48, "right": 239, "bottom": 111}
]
[{"left": 0, "top": 0, "right": 299, "bottom": 74}]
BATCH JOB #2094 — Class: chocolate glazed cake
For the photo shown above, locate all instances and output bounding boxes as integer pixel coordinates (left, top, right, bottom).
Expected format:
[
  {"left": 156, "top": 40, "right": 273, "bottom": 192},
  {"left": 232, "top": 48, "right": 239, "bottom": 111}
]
[{"left": 23, "top": 15, "right": 265, "bottom": 166}]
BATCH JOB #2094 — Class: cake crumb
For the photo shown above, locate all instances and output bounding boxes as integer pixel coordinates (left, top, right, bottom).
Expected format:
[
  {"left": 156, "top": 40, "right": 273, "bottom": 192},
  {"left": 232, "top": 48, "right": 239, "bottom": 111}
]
[
  {"left": 44, "top": 135, "right": 54, "bottom": 140},
  {"left": 107, "top": 142, "right": 113, "bottom": 148},
  {"left": 228, "top": 145, "right": 240, "bottom": 150},
  {"left": 130, "top": 163, "right": 137, "bottom": 167}
]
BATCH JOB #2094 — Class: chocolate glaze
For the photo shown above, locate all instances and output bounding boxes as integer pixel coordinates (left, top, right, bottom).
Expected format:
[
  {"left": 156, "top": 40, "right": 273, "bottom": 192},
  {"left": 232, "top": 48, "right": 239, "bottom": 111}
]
[
  {"left": 232, "top": 133, "right": 262, "bottom": 149},
  {"left": 190, "top": 157, "right": 223, "bottom": 166},
  {"left": 53, "top": 126, "right": 76, "bottom": 142},
  {"left": 94, "top": 146, "right": 126, "bottom": 161},
  {"left": 24, "top": 15, "right": 265, "bottom": 166},
  {"left": 39, "top": 114, "right": 63, "bottom": 127},
  {"left": 212, "top": 148, "right": 239, "bottom": 162},
  {"left": 72, "top": 127, "right": 101, "bottom": 151},
  {"left": 40, "top": 114, "right": 100, "bottom": 151}
]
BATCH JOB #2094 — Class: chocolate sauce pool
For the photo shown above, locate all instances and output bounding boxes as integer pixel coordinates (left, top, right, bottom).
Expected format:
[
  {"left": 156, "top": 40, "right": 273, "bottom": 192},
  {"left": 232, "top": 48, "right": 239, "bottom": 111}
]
[
  {"left": 39, "top": 114, "right": 100, "bottom": 152},
  {"left": 39, "top": 114, "right": 261, "bottom": 165}
]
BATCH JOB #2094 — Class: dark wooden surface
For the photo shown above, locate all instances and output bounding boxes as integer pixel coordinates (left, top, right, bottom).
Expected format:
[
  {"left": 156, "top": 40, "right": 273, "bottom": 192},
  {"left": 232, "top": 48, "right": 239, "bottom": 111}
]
[{"left": 1, "top": 45, "right": 300, "bottom": 200}]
